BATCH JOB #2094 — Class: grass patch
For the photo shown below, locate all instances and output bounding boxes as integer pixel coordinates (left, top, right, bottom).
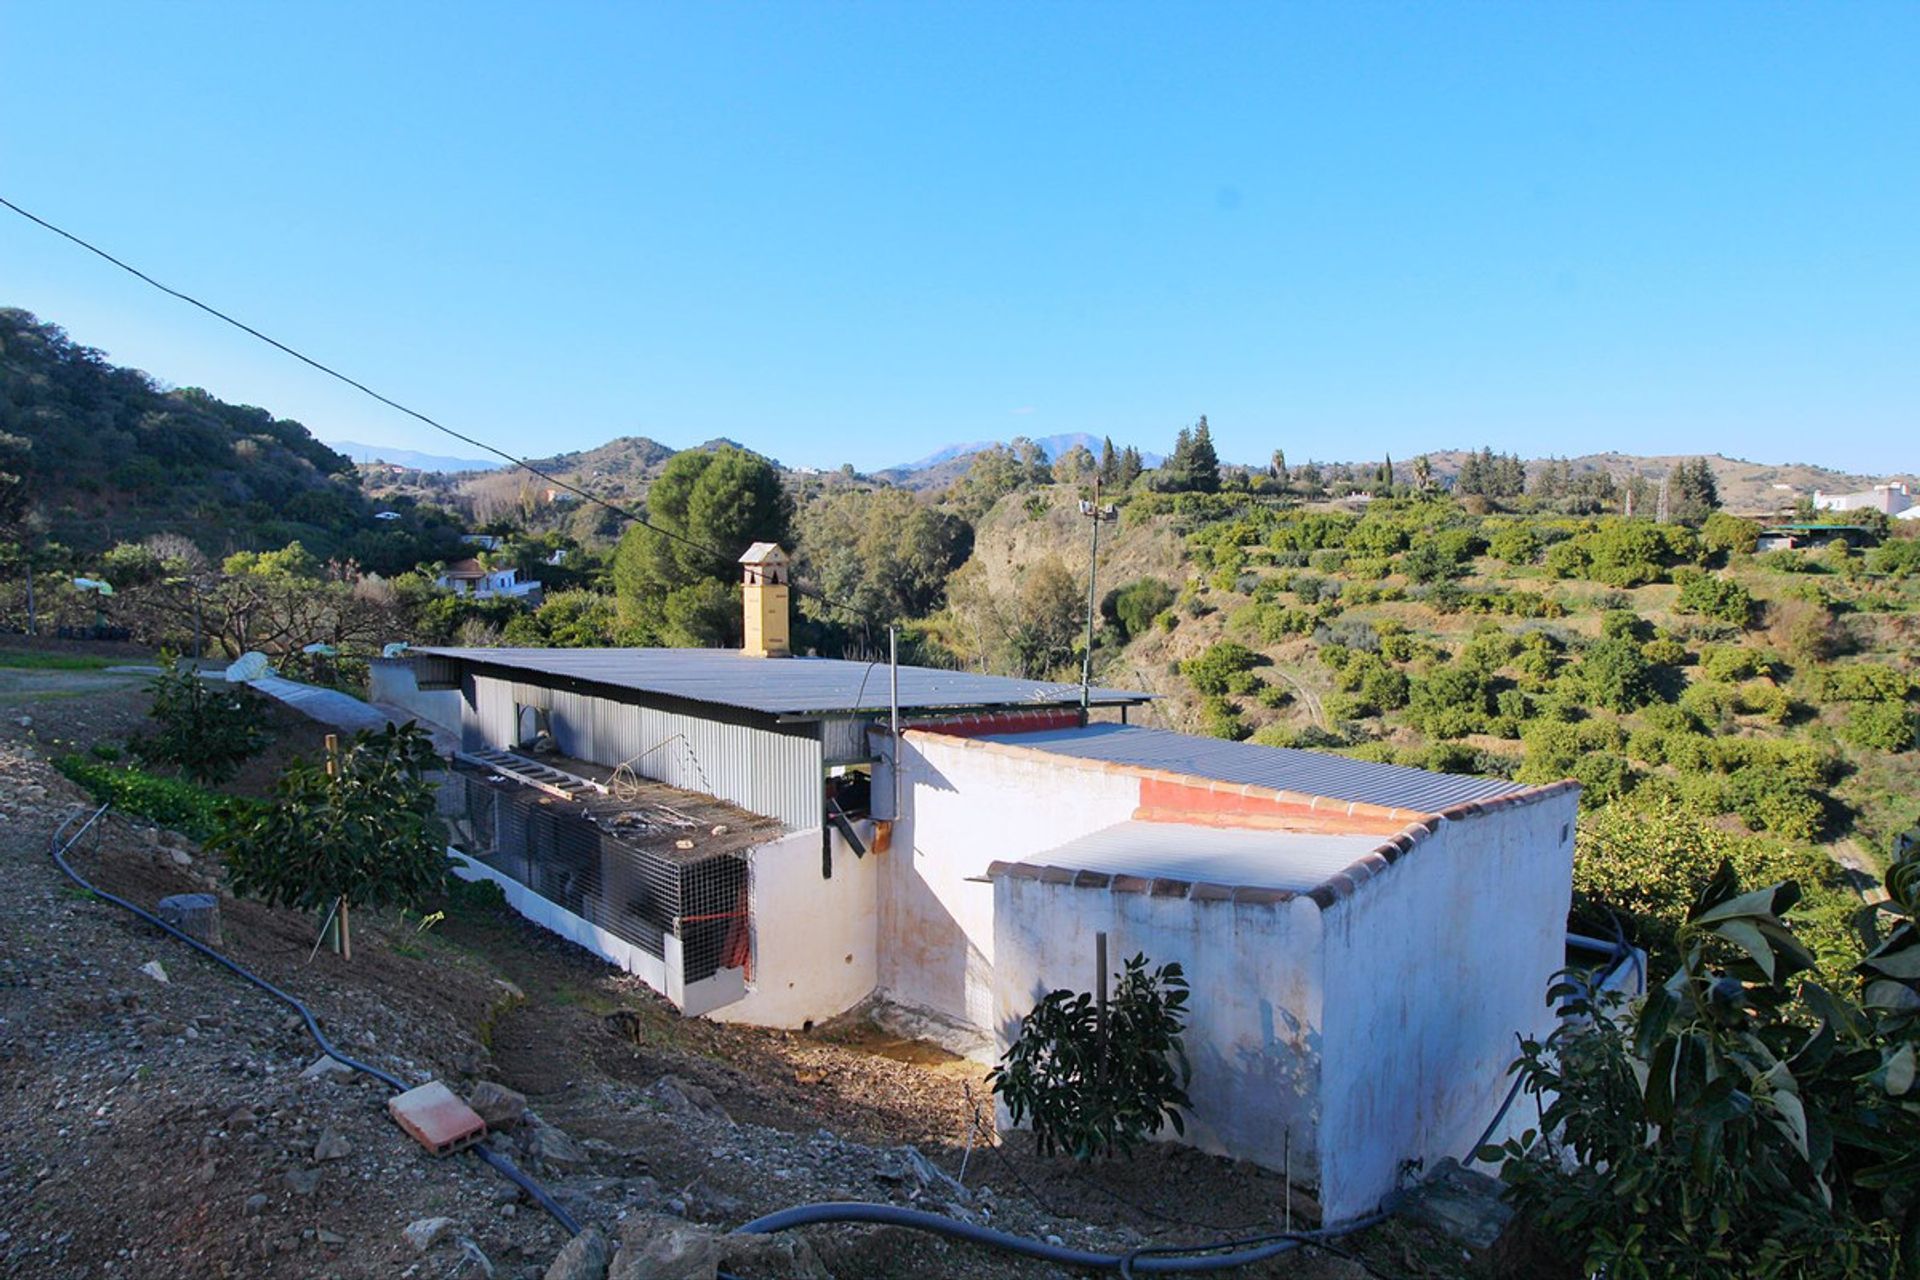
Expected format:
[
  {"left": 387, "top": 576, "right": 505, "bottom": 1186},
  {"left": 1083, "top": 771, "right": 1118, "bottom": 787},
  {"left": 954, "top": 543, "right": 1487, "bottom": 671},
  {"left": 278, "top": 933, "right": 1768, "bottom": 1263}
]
[
  {"left": 0, "top": 651, "right": 125, "bottom": 671},
  {"left": 53, "top": 756, "right": 235, "bottom": 842}
]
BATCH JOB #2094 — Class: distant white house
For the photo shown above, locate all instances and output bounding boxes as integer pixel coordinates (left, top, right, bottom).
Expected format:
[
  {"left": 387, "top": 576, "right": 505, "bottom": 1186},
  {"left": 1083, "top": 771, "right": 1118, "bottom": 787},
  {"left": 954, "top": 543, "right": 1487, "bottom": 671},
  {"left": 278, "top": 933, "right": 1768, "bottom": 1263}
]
[
  {"left": 434, "top": 558, "right": 541, "bottom": 602},
  {"left": 1814, "top": 483, "right": 1914, "bottom": 517},
  {"left": 374, "top": 510, "right": 403, "bottom": 521},
  {"left": 462, "top": 533, "right": 504, "bottom": 551}
]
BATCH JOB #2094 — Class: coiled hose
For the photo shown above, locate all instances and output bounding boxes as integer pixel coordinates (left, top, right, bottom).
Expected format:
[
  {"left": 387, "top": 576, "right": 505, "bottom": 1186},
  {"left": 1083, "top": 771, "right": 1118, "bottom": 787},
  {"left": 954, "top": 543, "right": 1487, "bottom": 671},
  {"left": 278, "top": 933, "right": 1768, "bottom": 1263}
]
[{"left": 49, "top": 804, "right": 582, "bottom": 1237}]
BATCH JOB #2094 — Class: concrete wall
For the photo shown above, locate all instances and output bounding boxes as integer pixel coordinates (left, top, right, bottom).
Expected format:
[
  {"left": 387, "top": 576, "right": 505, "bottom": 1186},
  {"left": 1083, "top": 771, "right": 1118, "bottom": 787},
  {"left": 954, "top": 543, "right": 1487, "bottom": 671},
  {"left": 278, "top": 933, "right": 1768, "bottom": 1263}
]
[
  {"left": 992, "top": 876, "right": 1328, "bottom": 1176},
  {"left": 369, "top": 658, "right": 462, "bottom": 734},
  {"left": 1315, "top": 791, "right": 1577, "bottom": 1222},
  {"left": 880, "top": 731, "right": 1139, "bottom": 1031},
  {"left": 710, "top": 825, "right": 881, "bottom": 1029}
]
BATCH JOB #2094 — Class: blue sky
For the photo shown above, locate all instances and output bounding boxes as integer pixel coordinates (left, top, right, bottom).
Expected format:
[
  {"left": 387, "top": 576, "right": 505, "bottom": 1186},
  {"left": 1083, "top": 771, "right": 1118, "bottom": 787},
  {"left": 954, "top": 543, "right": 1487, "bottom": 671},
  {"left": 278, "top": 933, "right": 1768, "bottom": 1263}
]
[{"left": 3, "top": 3, "right": 1915, "bottom": 474}]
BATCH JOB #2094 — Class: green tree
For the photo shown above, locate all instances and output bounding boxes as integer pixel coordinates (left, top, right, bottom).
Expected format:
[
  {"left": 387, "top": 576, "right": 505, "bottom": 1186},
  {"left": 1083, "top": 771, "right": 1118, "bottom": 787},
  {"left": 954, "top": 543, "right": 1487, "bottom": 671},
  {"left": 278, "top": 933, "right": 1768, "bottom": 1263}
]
[
  {"left": 1668, "top": 456, "right": 1721, "bottom": 524},
  {"left": 214, "top": 724, "right": 450, "bottom": 958},
  {"left": 1105, "top": 577, "right": 1176, "bottom": 639},
  {"left": 1581, "top": 635, "right": 1657, "bottom": 712},
  {"left": 797, "top": 488, "right": 972, "bottom": 633},
  {"left": 611, "top": 446, "right": 793, "bottom": 643}
]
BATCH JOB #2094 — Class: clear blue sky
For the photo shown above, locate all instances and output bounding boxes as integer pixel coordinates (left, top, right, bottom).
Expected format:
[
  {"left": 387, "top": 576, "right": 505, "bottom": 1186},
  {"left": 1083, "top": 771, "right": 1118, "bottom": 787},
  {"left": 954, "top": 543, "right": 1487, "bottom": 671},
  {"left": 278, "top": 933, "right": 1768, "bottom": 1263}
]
[{"left": 3, "top": 3, "right": 1915, "bottom": 474}]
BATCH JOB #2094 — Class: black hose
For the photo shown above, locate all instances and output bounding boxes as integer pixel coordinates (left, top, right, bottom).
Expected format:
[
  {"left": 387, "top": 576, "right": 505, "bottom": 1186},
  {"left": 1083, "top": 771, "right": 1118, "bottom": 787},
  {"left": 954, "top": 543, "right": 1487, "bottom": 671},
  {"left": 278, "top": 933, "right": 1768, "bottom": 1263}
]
[
  {"left": 731, "top": 1202, "right": 1392, "bottom": 1274},
  {"left": 49, "top": 804, "right": 582, "bottom": 1236}
]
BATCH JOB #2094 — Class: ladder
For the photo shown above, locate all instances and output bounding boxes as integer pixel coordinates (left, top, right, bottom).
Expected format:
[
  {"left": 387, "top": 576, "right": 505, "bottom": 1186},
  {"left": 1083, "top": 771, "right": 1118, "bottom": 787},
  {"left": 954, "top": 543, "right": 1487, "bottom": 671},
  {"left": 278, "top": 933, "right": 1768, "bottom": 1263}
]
[{"left": 456, "top": 748, "right": 608, "bottom": 802}]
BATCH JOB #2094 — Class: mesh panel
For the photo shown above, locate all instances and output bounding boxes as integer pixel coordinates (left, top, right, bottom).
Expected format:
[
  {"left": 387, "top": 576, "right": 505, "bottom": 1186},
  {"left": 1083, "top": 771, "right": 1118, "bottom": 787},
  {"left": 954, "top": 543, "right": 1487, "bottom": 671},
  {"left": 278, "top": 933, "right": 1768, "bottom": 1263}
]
[{"left": 443, "top": 765, "right": 748, "bottom": 978}]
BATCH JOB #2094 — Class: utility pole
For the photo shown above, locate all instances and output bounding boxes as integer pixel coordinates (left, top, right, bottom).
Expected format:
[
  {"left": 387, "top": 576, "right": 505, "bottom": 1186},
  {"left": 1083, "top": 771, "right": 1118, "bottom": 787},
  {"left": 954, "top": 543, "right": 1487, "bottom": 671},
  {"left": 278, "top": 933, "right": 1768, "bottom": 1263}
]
[{"left": 1078, "top": 481, "right": 1118, "bottom": 719}]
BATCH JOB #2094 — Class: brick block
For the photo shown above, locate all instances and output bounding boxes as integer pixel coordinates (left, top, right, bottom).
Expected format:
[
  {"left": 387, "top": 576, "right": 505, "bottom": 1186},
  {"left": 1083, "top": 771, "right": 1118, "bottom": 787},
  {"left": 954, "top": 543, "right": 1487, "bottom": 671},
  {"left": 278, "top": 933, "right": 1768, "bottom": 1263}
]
[{"left": 388, "top": 1080, "right": 487, "bottom": 1157}]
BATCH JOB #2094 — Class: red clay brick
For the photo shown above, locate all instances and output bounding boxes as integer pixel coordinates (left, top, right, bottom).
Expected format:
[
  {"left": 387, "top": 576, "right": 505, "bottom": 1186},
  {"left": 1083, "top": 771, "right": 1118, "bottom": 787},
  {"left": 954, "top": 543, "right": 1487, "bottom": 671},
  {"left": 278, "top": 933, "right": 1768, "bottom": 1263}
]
[{"left": 388, "top": 1081, "right": 487, "bottom": 1157}]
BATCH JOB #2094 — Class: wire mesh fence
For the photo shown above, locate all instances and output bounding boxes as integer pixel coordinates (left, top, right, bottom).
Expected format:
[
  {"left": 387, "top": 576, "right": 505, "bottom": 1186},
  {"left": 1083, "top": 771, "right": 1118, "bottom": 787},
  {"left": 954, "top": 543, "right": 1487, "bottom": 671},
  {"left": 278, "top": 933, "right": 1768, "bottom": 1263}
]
[{"left": 441, "top": 764, "right": 750, "bottom": 981}]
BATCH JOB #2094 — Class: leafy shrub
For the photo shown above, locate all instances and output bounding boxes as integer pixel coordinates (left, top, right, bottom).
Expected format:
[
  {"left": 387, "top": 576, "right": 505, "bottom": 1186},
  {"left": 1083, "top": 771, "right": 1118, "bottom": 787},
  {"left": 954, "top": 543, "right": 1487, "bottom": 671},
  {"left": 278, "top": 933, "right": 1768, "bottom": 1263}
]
[
  {"left": 132, "top": 659, "right": 272, "bottom": 784},
  {"left": 1867, "top": 537, "right": 1920, "bottom": 577},
  {"left": 213, "top": 723, "right": 449, "bottom": 922},
  {"left": 54, "top": 757, "right": 230, "bottom": 842},
  {"left": 1804, "top": 662, "right": 1914, "bottom": 704},
  {"left": 1107, "top": 577, "right": 1177, "bottom": 639},
  {"left": 1567, "top": 795, "right": 1853, "bottom": 970},
  {"left": 1842, "top": 700, "right": 1919, "bottom": 753},
  {"left": 1672, "top": 568, "right": 1756, "bottom": 626},
  {"left": 1199, "top": 696, "right": 1249, "bottom": 741},
  {"left": 1487, "top": 523, "right": 1542, "bottom": 566},
  {"left": 1181, "top": 642, "right": 1261, "bottom": 696},
  {"left": 1580, "top": 636, "right": 1657, "bottom": 712},
  {"left": 1599, "top": 609, "right": 1649, "bottom": 641},
  {"left": 988, "top": 953, "right": 1192, "bottom": 1160},
  {"left": 1699, "top": 510, "right": 1760, "bottom": 558},
  {"left": 1641, "top": 634, "right": 1688, "bottom": 667},
  {"left": 1697, "top": 644, "right": 1766, "bottom": 682},
  {"left": 1408, "top": 662, "right": 1496, "bottom": 739},
  {"left": 1492, "top": 849, "right": 1920, "bottom": 1277}
]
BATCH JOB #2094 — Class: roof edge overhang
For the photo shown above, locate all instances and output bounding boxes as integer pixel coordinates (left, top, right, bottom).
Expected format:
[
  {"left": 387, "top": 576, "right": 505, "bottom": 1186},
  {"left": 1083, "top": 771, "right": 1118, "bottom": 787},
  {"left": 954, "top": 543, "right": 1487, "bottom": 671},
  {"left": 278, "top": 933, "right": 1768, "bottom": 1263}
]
[
  {"left": 412, "top": 649, "right": 1151, "bottom": 723},
  {"left": 984, "top": 777, "right": 1581, "bottom": 912}
]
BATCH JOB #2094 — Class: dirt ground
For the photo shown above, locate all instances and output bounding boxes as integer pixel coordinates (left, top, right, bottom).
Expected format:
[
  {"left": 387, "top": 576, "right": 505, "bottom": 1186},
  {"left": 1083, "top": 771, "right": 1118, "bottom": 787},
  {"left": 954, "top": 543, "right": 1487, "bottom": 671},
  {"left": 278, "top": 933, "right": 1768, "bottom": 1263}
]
[{"left": 0, "top": 658, "right": 1475, "bottom": 1279}]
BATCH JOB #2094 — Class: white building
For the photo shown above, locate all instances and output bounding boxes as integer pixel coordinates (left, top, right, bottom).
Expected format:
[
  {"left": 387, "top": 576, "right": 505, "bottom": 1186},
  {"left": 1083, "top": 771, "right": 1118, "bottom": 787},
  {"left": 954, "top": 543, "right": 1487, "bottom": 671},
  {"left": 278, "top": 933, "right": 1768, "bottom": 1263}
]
[
  {"left": 1813, "top": 482, "right": 1913, "bottom": 516},
  {"left": 433, "top": 557, "right": 541, "bottom": 601},
  {"left": 391, "top": 547, "right": 1585, "bottom": 1221}
]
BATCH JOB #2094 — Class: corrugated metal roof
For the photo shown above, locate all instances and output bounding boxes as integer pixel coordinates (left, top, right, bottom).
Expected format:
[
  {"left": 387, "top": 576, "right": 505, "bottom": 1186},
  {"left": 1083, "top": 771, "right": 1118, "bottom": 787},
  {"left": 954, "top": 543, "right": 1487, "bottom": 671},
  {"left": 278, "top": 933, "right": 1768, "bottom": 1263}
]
[
  {"left": 414, "top": 647, "right": 1151, "bottom": 720},
  {"left": 980, "top": 724, "right": 1527, "bottom": 812},
  {"left": 1017, "top": 821, "right": 1384, "bottom": 893}
]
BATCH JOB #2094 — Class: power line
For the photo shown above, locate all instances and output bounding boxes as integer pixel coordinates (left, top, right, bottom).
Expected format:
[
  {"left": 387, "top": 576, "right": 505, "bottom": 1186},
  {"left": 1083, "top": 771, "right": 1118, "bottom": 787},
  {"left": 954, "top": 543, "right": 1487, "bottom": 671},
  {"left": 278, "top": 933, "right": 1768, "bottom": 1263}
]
[{"left": 0, "top": 193, "right": 883, "bottom": 627}]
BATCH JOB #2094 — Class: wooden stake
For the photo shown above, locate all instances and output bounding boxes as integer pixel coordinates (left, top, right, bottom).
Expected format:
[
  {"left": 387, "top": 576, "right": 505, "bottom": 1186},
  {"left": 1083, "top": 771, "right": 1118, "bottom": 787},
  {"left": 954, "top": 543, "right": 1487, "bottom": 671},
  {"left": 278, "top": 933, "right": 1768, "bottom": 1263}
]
[
  {"left": 1095, "top": 931, "right": 1109, "bottom": 1084},
  {"left": 323, "top": 735, "right": 349, "bottom": 960}
]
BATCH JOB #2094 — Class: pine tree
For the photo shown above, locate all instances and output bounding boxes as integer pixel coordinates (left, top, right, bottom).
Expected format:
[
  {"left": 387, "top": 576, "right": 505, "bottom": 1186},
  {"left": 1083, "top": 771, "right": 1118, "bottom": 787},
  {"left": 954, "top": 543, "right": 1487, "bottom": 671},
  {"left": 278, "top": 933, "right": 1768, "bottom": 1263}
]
[
  {"left": 1670, "top": 458, "right": 1720, "bottom": 524},
  {"left": 1099, "top": 436, "right": 1118, "bottom": 486},
  {"left": 1187, "top": 416, "right": 1221, "bottom": 493},
  {"left": 1380, "top": 453, "right": 1394, "bottom": 488},
  {"left": 1118, "top": 446, "right": 1144, "bottom": 487}
]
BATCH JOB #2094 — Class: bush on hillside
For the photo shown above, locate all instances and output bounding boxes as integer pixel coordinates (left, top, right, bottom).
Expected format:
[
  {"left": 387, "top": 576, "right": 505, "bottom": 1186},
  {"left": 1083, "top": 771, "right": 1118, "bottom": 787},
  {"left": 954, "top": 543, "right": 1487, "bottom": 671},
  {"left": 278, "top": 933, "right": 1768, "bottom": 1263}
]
[
  {"left": 54, "top": 757, "right": 231, "bottom": 842},
  {"left": 1580, "top": 636, "right": 1658, "bottom": 712},
  {"left": 1106, "top": 577, "right": 1177, "bottom": 640},
  {"left": 1672, "top": 568, "right": 1756, "bottom": 626},
  {"left": 1181, "top": 641, "right": 1261, "bottom": 697},
  {"left": 131, "top": 658, "right": 272, "bottom": 784},
  {"left": 1841, "top": 700, "right": 1919, "bottom": 754}
]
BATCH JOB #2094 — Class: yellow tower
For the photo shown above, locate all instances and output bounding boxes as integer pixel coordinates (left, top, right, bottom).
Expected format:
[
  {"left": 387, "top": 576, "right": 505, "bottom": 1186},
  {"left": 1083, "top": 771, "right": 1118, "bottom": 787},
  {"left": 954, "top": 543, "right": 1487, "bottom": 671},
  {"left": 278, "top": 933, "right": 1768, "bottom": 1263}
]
[{"left": 739, "top": 542, "right": 791, "bottom": 658}]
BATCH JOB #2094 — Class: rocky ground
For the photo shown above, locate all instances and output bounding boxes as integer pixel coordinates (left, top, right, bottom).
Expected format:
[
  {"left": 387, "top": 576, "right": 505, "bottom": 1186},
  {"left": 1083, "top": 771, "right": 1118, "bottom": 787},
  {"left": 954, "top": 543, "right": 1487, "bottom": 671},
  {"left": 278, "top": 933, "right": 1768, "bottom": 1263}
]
[{"left": 0, "top": 661, "right": 1476, "bottom": 1279}]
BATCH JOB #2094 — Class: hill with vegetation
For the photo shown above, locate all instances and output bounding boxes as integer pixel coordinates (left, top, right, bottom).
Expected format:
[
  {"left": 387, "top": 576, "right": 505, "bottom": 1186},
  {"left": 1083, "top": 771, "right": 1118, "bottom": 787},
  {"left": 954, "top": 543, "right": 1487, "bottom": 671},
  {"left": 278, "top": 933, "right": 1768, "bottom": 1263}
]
[{"left": 0, "top": 307, "right": 469, "bottom": 577}]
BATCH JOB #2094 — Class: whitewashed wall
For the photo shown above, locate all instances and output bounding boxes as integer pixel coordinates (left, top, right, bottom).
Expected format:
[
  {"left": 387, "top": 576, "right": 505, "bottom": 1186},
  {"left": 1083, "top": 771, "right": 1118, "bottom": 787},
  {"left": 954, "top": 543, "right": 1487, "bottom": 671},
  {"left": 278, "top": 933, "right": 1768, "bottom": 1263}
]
[
  {"left": 880, "top": 732, "right": 1140, "bottom": 1031},
  {"left": 370, "top": 658, "right": 462, "bottom": 733},
  {"left": 1315, "top": 792, "right": 1577, "bottom": 1222},
  {"left": 710, "top": 825, "right": 880, "bottom": 1029},
  {"left": 992, "top": 877, "right": 1328, "bottom": 1175}
]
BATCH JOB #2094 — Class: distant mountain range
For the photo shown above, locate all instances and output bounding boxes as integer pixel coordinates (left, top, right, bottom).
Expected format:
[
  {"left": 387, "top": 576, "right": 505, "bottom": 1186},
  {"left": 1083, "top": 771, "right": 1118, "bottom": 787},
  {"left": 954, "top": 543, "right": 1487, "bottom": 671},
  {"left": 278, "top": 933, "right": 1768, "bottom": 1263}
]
[{"left": 327, "top": 440, "right": 506, "bottom": 472}]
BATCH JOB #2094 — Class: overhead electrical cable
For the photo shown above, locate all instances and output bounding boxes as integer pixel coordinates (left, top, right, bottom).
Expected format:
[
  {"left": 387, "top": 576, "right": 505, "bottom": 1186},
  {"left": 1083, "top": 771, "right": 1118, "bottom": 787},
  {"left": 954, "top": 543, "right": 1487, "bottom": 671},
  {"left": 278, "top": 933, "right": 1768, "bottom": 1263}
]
[{"left": 0, "top": 193, "right": 884, "bottom": 629}]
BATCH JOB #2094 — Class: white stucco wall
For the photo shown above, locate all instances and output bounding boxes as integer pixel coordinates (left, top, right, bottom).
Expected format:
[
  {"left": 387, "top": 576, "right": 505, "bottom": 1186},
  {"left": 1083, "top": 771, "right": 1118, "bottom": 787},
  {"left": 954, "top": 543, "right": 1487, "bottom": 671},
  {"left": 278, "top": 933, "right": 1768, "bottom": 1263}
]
[
  {"left": 880, "top": 733, "right": 1140, "bottom": 1031},
  {"left": 1315, "top": 792, "right": 1577, "bottom": 1222},
  {"left": 369, "top": 659, "right": 462, "bottom": 734},
  {"left": 993, "top": 877, "right": 1328, "bottom": 1175},
  {"left": 710, "top": 824, "right": 880, "bottom": 1029}
]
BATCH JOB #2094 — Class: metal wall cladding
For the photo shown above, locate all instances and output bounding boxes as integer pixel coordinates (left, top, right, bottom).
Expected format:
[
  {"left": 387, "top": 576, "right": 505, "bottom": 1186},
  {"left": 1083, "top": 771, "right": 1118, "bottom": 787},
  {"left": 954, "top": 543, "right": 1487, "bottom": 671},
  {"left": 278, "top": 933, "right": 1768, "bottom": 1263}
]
[
  {"left": 463, "top": 672, "right": 824, "bottom": 830},
  {"left": 820, "top": 717, "right": 880, "bottom": 767}
]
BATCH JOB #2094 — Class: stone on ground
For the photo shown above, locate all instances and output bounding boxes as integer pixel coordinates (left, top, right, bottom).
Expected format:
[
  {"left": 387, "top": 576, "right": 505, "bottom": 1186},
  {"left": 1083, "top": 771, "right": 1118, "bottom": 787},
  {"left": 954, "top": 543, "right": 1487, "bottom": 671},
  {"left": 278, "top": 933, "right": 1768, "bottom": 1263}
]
[
  {"left": 468, "top": 1080, "right": 529, "bottom": 1130},
  {"left": 544, "top": 1225, "right": 610, "bottom": 1280}
]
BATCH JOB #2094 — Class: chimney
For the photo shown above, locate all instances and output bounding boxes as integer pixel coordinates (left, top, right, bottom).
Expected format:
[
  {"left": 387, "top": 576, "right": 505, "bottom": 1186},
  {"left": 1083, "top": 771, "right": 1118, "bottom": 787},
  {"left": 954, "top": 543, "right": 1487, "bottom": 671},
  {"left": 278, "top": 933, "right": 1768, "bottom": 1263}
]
[{"left": 739, "top": 543, "right": 791, "bottom": 658}]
